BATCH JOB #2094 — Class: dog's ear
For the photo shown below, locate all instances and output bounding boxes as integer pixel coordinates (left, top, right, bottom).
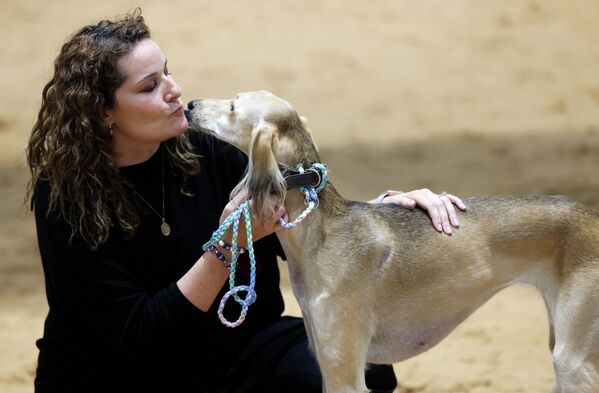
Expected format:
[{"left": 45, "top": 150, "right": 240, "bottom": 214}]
[{"left": 232, "top": 121, "right": 286, "bottom": 223}]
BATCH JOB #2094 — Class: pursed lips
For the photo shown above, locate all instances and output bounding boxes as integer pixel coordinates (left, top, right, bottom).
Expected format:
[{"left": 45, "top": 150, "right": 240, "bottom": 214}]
[{"left": 169, "top": 104, "right": 184, "bottom": 116}]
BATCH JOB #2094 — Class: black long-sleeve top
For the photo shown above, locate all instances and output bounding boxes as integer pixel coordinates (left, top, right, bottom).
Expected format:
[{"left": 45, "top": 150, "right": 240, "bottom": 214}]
[{"left": 33, "top": 132, "right": 285, "bottom": 393}]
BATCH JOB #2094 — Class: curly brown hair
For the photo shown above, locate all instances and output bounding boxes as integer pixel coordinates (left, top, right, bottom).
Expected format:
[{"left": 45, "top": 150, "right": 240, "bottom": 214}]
[{"left": 26, "top": 9, "right": 199, "bottom": 250}]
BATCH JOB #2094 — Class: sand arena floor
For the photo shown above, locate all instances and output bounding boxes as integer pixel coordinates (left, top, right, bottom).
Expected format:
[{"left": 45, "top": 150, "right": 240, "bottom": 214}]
[{"left": 2, "top": 1, "right": 599, "bottom": 392}]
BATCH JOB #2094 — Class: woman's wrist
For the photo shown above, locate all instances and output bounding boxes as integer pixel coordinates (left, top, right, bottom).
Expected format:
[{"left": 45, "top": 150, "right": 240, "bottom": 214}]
[
  {"left": 205, "top": 244, "right": 232, "bottom": 270},
  {"left": 222, "top": 228, "right": 249, "bottom": 249},
  {"left": 216, "top": 239, "right": 246, "bottom": 254},
  {"left": 177, "top": 251, "right": 231, "bottom": 312}
]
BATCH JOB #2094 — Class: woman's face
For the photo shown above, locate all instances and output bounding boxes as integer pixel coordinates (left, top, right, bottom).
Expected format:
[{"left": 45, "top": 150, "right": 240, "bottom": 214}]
[{"left": 105, "top": 39, "right": 188, "bottom": 156}]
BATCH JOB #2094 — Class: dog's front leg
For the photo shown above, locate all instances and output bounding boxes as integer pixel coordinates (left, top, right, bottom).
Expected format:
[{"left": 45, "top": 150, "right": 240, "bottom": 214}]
[{"left": 304, "top": 301, "right": 373, "bottom": 393}]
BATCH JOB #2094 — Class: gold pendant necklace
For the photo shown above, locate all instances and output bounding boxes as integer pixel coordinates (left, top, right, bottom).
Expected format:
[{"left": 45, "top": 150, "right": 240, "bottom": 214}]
[
  {"left": 133, "top": 144, "right": 171, "bottom": 237},
  {"left": 160, "top": 221, "right": 171, "bottom": 237}
]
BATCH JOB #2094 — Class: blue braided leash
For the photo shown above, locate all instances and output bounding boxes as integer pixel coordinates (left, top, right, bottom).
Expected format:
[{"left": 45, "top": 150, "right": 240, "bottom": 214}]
[
  {"left": 203, "top": 163, "right": 327, "bottom": 327},
  {"left": 202, "top": 201, "right": 257, "bottom": 328}
]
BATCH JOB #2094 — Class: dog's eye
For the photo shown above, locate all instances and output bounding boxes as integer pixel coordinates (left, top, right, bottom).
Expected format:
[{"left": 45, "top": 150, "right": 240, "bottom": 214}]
[{"left": 230, "top": 101, "right": 235, "bottom": 112}]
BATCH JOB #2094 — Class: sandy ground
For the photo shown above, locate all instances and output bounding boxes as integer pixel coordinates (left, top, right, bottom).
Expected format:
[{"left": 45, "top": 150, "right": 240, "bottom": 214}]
[{"left": 2, "top": 1, "right": 599, "bottom": 392}]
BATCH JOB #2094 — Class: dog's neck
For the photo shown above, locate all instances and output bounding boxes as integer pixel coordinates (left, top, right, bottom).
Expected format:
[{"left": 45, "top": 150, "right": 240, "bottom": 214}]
[
  {"left": 275, "top": 131, "right": 348, "bottom": 260},
  {"left": 278, "top": 171, "right": 347, "bottom": 259},
  {"left": 280, "top": 154, "right": 347, "bottom": 221}
]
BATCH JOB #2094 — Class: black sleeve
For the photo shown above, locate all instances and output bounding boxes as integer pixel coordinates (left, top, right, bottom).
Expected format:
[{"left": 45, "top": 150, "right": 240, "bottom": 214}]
[{"left": 34, "top": 181, "right": 219, "bottom": 367}]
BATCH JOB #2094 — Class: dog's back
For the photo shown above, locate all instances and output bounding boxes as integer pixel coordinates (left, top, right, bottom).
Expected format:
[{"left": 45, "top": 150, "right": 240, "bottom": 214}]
[{"left": 347, "top": 195, "right": 598, "bottom": 275}]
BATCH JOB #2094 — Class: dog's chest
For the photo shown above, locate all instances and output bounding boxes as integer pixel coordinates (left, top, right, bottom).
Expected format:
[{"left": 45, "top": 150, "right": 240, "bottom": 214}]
[{"left": 367, "top": 314, "right": 472, "bottom": 364}]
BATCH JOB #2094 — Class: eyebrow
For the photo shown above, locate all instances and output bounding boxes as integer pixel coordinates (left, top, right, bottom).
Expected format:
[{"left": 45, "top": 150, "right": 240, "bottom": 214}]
[{"left": 134, "top": 59, "right": 168, "bottom": 86}]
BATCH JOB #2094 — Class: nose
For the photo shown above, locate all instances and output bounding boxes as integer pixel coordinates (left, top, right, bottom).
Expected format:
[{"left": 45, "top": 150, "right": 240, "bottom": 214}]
[
  {"left": 188, "top": 100, "right": 201, "bottom": 110},
  {"left": 184, "top": 109, "right": 193, "bottom": 122},
  {"left": 164, "top": 79, "right": 182, "bottom": 103}
]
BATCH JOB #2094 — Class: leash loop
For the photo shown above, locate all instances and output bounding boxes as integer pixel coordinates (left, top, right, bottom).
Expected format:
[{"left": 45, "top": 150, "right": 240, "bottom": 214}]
[{"left": 203, "top": 200, "right": 257, "bottom": 328}]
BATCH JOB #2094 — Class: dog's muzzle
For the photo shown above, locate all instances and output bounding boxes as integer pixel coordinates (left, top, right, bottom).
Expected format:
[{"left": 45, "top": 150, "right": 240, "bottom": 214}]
[
  {"left": 184, "top": 109, "right": 193, "bottom": 122},
  {"left": 187, "top": 99, "right": 201, "bottom": 109},
  {"left": 185, "top": 99, "right": 202, "bottom": 122}
]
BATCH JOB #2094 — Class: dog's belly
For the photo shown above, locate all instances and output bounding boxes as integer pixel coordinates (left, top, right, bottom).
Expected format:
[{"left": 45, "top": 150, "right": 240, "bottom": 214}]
[{"left": 366, "top": 312, "right": 475, "bottom": 364}]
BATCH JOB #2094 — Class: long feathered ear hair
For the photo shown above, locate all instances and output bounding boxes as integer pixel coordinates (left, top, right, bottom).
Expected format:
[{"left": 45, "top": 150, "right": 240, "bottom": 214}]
[{"left": 231, "top": 121, "right": 286, "bottom": 222}]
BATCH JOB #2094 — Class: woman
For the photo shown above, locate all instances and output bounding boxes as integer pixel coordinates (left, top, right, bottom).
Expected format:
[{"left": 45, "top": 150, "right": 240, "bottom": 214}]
[{"left": 27, "top": 10, "right": 466, "bottom": 393}]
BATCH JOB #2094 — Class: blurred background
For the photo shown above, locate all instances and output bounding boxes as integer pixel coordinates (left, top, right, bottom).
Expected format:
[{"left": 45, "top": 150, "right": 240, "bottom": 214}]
[{"left": 1, "top": 1, "right": 599, "bottom": 392}]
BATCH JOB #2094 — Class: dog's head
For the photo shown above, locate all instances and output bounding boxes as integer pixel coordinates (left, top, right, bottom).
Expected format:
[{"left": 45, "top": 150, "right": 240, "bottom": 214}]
[{"left": 186, "top": 90, "right": 320, "bottom": 222}]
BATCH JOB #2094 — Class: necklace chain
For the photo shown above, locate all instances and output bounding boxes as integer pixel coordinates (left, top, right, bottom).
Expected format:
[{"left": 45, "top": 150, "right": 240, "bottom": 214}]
[{"left": 132, "top": 144, "right": 171, "bottom": 236}]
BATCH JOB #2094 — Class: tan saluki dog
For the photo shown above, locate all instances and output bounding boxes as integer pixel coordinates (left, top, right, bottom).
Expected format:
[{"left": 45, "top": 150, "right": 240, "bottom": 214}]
[{"left": 187, "top": 91, "right": 599, "bottom": 393}]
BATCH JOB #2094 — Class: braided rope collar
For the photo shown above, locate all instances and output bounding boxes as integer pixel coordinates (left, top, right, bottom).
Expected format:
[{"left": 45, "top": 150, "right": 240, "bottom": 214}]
[{"left": 278, "top": 163, "right": 328, "bottom": 229}]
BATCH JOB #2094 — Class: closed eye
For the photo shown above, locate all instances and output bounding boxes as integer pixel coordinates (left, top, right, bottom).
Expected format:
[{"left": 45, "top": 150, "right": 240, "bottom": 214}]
[
  {"left": 142, "top": 81, "right": 157, "bottom": 93},
  {"left": 230, "top": 101, "right": 235, "bottom": 112}
]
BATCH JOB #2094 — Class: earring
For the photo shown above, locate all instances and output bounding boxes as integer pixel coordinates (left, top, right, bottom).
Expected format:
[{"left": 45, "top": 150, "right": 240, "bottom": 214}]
[{"left": 108, "top": 123, "right": 114, "bottom": 136}]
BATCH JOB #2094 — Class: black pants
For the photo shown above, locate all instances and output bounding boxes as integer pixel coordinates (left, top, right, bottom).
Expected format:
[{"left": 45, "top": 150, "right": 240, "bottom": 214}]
[{"left": 221, "top": 317, "right": 397, "bottom": 393}]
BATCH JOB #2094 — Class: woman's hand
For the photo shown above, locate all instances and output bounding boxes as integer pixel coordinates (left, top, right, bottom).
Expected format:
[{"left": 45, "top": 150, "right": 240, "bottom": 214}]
[
  {"left": 372, "top": 189, "right": 467, "bottom": 235},
  {"left": 219, "top": 191, "right": 287, "bottom": 247}
]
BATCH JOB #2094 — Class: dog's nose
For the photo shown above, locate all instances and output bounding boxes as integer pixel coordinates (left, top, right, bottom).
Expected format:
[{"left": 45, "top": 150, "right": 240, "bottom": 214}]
[{"left": 187, "top": 99, "right": 201, "bottom": 110}]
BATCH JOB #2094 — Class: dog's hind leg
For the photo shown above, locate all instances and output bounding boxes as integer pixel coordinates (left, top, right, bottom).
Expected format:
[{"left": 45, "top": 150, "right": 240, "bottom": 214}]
[
  {"left": 304, "top": 303, "right": 373, "bottom": 393},
  {"left": 550, "top": 271, "right": 599, "bottom": 393}
]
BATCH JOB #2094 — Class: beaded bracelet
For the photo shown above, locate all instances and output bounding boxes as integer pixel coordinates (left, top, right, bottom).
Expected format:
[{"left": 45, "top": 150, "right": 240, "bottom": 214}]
[
  {"left": 206, "top": 244, "right": 231, "bottom": 269},
  {"left": 216, "top": 239, "right": 246, "bottom": 254}
]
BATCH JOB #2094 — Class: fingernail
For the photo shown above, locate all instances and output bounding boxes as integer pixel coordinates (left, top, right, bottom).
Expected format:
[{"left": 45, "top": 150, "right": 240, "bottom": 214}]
[{"left": 437, "top": 224, "right": 442, "bottom": 231}]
